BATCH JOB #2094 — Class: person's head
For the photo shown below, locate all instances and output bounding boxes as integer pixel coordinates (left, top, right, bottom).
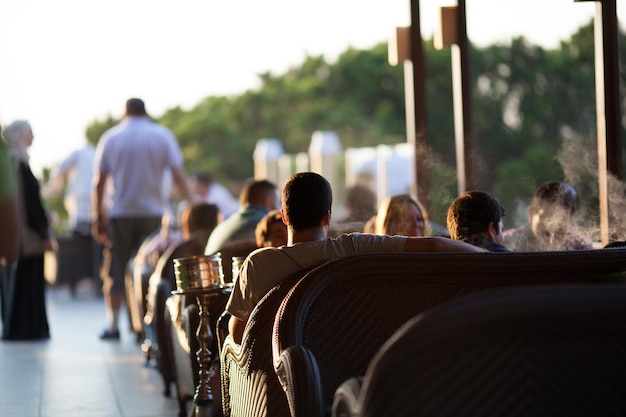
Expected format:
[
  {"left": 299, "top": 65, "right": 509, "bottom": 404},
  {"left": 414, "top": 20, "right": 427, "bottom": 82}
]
[
  {"left": 239, "top": 179, "right": 279, "bottom": 210},
  {"left": 3, "top": 120, "right": 33, "bottom": 148},
  {"left": 343, "top": 184, "right": 377, "bottom": 221},
  {"left": 3, "top": 120, "right": 34, "bottom": 162},
  {"left": 125, "top": 98, "right": 148, "bottom": 117},
  {"left": 447, "top": 190, "right": 505, "bottom": 244},
  {"left": 190, "top": 171, "right": 213, "bottom": 197},
  {"left": 282, "top": 172, "right": 332, "bottom": 231},
  {"left": 529, "top": 181, "right": 578, "bottom": 237},
  {"left": 181, "top": 202, "right": 221, "bottom": 239},
  {"left": 255, "top": 209, "right": 288, "bottom": 248},
  {"left": 375, "top": 194, "right": 427, "bottom": 237}
]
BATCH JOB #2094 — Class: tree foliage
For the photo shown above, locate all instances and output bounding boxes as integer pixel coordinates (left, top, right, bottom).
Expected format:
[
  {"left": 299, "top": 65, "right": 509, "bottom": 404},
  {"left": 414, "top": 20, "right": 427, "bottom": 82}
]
[{"left": 84, "top": 19, "right": 626, "bottom": 229}]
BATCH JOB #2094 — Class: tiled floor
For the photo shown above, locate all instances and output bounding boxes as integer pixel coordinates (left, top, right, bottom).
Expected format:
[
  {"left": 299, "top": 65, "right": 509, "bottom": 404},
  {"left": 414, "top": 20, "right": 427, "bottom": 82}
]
[{"left": 0, "top": 281, "right": 184, "bottom": 417}]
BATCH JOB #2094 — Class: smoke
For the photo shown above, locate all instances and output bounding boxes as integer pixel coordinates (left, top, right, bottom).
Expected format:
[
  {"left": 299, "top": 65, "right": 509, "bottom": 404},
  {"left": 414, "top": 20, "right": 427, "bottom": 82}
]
[{"left": 556, "top": 134, "right": 626, "bottom": 243}]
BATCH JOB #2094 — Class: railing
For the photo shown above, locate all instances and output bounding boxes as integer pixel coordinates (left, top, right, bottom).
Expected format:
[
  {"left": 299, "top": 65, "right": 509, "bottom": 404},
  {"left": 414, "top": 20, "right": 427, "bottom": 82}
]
[{"left": 253, "top": 130, "right": 415, "bottom": 214}]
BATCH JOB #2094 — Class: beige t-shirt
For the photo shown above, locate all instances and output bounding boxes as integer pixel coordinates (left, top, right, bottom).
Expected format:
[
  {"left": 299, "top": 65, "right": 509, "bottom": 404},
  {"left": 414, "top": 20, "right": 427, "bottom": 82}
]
[{"left": 226, "top": 233, "right": 407, "bottom": 321}]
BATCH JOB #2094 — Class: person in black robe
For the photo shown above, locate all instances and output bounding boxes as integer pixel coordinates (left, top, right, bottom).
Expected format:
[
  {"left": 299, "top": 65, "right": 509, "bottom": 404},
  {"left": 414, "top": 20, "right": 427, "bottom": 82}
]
[{"left": 2, "top": 120, "right": 56, "bottom": 340}]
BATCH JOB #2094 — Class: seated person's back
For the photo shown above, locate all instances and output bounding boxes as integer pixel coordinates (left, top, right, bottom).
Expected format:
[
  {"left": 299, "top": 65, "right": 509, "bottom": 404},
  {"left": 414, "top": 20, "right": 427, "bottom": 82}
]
[{"left": 204, "top": 179, "right": 278, "bottom": 255}]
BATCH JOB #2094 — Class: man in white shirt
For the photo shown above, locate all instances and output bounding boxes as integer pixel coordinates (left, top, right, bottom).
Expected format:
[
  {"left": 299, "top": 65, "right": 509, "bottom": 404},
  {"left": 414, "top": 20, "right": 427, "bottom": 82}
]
[
  {"left": 227, "top": 172, "right": 486, "bottom": 343},
  {"left": 92, "top": 98, "right": 191, "bottom": 340},
  {"left": 190, "top": 172, "right": 238, "bottom": 219},
  {"left": 46, "top": 142, "right": 96, "bottom": 235}
]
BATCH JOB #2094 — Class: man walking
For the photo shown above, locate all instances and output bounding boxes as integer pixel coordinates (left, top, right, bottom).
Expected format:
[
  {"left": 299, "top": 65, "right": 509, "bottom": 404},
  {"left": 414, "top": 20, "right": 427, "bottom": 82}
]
[{"left": 92, "top": 98, "right": 190, "bottom": 340}]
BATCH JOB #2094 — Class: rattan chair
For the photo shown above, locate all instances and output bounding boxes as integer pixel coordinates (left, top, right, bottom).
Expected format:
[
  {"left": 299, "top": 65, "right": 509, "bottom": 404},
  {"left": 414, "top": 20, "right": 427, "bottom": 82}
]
[
  {"left": 220, "top": 265, "right": 319, "bottom": 417},
  {"left": 333, "top": 284, "right": 626, "bottom": 417},
  {"left": 272, "top": 249, "right": 626, "bottom": 417}
]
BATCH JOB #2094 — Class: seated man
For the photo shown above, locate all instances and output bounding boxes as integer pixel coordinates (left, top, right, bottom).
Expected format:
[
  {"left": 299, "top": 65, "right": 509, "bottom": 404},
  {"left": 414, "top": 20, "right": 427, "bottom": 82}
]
[
  {"left": 227, "top": 172, "right": 486, "bottom": 343},
  {"left": 204, "top": 179, "right": 279, "bottom": 255},
  {"left": 446, "top": 190, "right": 510, "bottom": 252},
  {"left": 504, "top": 181, "right": 593, "bottom": 251}
]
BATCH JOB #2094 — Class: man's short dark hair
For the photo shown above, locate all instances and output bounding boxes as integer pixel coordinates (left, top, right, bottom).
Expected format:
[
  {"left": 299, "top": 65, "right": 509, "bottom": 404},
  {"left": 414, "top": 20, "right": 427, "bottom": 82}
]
[
  {"left": 192, "top": 171, "right": 213, "bottom": 186},
  {"left": 183, "top": 202, "right": 220, "bottom": 236},
  {"left": 447, "top": 190, "right": 505, "bottom": 241},
  {"left": 283, "top": 172, "right": 332, "bottom": 231},
  {"left": 239, "top": 179, "right": 277, "bottom": 206},
  {"left": 125, "top": 98, "right": 147, "bottom": 116}
]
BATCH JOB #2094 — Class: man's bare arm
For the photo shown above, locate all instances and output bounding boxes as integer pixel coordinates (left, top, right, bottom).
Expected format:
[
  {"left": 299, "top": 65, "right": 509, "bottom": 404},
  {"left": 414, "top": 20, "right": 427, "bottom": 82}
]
[
  {"left": 404, "top": 236, "right": 487, "bottom": 253},
  {"left": 92, "top": 171, "right": 109, "bottom": 244},
  {"left": 171, "top": 166, "right": 192, "bottom": 201}
]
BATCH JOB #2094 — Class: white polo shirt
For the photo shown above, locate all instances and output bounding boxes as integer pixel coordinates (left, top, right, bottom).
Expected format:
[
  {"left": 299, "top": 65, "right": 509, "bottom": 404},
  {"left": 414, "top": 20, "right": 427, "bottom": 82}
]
[{"left": 95, "top": 117, "right": 183, "bottom": 218}]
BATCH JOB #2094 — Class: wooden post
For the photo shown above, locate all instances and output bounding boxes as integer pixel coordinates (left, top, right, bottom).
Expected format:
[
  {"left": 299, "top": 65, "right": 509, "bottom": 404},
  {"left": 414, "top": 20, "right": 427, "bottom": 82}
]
[
  {"left": 408, "top": 0, "right": 431, "bottom": 209},
  {"left": 578, "top": 0, "right": 622, "bottom": 244}
]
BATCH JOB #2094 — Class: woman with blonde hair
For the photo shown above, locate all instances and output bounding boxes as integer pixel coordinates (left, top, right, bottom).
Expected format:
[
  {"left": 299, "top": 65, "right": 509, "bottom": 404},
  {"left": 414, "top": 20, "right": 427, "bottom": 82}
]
[{"left": 375, "top": 194, "right": 428, "bottom": 237}]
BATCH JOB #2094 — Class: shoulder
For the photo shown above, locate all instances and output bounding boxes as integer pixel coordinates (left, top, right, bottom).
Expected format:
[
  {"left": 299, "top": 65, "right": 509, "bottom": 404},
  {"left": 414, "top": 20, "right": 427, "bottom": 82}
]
[
  {"left": 100, "top": 121, "right": 127, "bottom": 140},
  {"left": 242, "top": 246, "right": 301, "bottom": 283},
  {"left": 144, "top": 119, "right": 175, "bottom": 139},
  {"left": 59, "top": 150, "right": 80, "bottom": 169}
]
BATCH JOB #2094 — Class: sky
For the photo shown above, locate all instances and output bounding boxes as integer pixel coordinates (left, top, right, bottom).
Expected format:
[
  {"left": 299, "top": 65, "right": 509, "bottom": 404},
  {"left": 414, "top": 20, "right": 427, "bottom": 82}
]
[{"left": 1, "top": 0, "right": 623, "bottom": 176}]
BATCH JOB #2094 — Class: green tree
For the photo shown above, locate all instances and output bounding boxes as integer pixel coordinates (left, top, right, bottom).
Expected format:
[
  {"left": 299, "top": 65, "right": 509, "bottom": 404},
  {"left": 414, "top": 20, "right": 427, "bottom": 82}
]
[{"left": 83, "top": 19, "right": 624, "bottom": 230}]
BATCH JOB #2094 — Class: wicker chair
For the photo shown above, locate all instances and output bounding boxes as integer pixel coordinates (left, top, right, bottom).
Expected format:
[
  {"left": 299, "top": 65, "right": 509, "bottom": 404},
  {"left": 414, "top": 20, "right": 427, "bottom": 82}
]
[
  {"left": 220, "top": 265, "right": 319, "bottom": 417},
  {"left": 332, "top": 284, "right": 626, "bottom": 417},
  {"left": 272, "top": 249, "right": 626, "bottom": 417},
  {"left": 146, "top": 236, "right": 206, "bottom": 394}
]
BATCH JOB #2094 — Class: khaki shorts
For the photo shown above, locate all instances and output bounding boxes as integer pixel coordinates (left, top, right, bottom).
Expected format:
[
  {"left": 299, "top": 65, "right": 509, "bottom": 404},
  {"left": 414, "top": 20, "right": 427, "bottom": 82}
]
[{"left": 101, "top": 217, "right": 161, "bottom": 294}]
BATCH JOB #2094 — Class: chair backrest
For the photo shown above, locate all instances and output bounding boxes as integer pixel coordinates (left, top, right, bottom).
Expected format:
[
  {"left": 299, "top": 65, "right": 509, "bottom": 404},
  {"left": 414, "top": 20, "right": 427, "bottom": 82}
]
[
  {"left": 272, "top": 249, "right": 626, "bottom": 417},
  {"left": 220, "top": 264, "right": 319, "bottom": 417},
  {"left": 339, "top": 284, "right": 626, "bottom": 417},
  {"left": 154, "top": 236, "right": 207, "bottom": 290}
]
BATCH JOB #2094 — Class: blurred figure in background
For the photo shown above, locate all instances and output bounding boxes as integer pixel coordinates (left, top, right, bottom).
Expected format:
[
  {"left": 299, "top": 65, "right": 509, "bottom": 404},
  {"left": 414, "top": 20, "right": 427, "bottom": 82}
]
[
  {"left": 204, "top": 179, "right": 279, "bottom": 255},
  {"left": 3, "top": 120, "right": 56, "bottom": 340},
  {"left": 0, "top": 124, "right": 20, "bottom": 331},
  {"left": 375, "top": 194, "right": 428, "bottom": 237},
  {"left": 190, "top": 171, "right": 238, "bottom": 219},
  {"left": 44, "top": 139, "right": 96, "bottom": 235},
  {"left": 255, "top": 209, "right": 288, "bottom": 248},
  {"left": 0, "top": 124, "right": 19, "bottom": 266},
  {"left": 447, "top": 190, "right": 510, "bottom": 252},
  {"left": 504, "top": 181, "right": 593, "bottom": 251},
  {"left": 330, "top": 184, "right": 377, "bottom": 236},
  {"left": 92, "top": 98, "right": 191, "bottom": 341}
]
